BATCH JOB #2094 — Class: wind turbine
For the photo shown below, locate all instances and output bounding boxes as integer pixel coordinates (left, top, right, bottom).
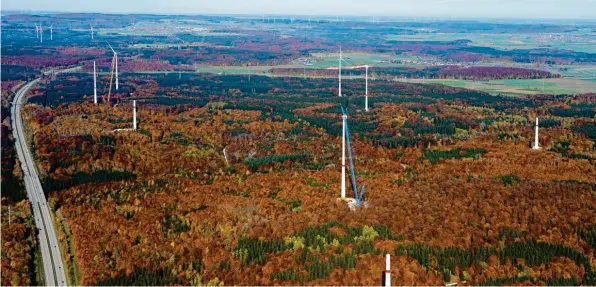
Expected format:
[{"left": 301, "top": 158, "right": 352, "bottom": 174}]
[
  {"left": 223, "top": 148, "right": 229, "bottom": 166},
  {"left": 39, "top": 24, "right": 43, "bottom": 43},
  {"left": 338, "top": 46, "right": 343, "bottom": 97},
  {"left": 133, "top": 100, "right": 137, "bottom": 130},
  {"left": 105, "top": 42, "right": 119, "bottom": 105},
  {"left": 50, "top": 24, "right": 53, "bottom": 40},
  {"left": 532, "top": 117, "right": 540, "bottom": 150},
  {"left": 341, "top": 111, "right": 347, "bottom": 199},
  {"left": 384, "top": 254, "right": 391, "bottom": 287},
  {"left": 365, "top": 65, "right": 369, "bottom": 112},
  {"left": 338, "top": 46, "right": 352, "bottom": 97},
  {"left": 35, "top": 24, "right": 39, "bottom": 39},
  {"left": 93, "top": 61, "right": 98, "bottom": 104},
  {"left": 108, "top": 43, "right": 119, "bottom": 90}
]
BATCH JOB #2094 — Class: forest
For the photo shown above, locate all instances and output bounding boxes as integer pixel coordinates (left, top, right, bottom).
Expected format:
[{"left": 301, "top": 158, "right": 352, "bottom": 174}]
[
  {"left": 1, "top": 71, "right": 41, "bottom": 286},
  {"left": 15, "top": 70, "right": 595, "bottom": 285},
  {"left": 1, "top": 11, "right": 596, "bottom": 286},
  {"left": 1, "top": 84, "right": 25, "bottom": 202},
  {"left": 0, "top": 199, "right": 41, "bottom": 286}
]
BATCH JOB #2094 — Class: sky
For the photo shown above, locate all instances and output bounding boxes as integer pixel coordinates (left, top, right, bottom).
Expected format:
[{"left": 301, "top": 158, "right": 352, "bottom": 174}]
[{"left": 3, "top": 0, "right": 596, "bottom": 19}]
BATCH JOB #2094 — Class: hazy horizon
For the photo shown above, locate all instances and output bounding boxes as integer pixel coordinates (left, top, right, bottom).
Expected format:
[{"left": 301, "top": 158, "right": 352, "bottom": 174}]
[{"left": 2, "top": 0, "right": 596, "bottom": 20}]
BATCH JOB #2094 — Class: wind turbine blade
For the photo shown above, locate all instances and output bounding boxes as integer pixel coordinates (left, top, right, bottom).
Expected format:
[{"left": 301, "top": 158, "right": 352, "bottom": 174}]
[{"left": 106, "top": 42, "right": 116, "bottom": 54}]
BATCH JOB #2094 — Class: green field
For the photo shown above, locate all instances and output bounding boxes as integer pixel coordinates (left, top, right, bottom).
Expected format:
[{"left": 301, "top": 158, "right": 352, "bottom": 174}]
[
  {"left": 196, "top": 66, "right": 271, "bottom": 75},
  {"left": 553, "top": 65, "right": 596, "bottom": 77},
  {"left": 406, "top": 78, "right": 596, "bottom": 97},
  {"left": 387, "top": 30, "right": 596, "bottom": 54},
  {"left": 428, "top": 80, "right": 466, "bottom": 87},
  {"left": 304, "top": 52, "right": 418, "bottom": 68}
]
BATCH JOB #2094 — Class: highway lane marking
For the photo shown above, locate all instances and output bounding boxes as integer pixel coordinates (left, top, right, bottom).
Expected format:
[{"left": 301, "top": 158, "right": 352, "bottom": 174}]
[
  {"left": 38, "top": 202, "right": 59, "bottom": 286},
  {"left": 13, "top": 78, "right": 67, "bottom": 286}
]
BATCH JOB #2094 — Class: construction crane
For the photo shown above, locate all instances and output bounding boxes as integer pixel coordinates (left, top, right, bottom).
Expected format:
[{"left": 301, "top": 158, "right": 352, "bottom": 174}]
[
  {"left": 341, "top": 106, "right": 366, "bottom": 206},
  {"left": 105, "top": 42, "right": 118, "bottom": 105},
  {"left": 106, "top": 55, "right": 116, "bottom": 104}
]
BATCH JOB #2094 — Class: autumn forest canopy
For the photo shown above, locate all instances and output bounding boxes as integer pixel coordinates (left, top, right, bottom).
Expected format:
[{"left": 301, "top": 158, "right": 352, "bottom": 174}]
[{"left": 1, "top": 12, "right": 596, "bottom": 287}]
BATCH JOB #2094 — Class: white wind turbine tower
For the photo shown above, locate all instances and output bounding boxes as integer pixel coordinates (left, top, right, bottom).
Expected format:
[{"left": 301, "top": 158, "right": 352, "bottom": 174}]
[
  {"left": 341, "top": 112, "right": 347, "bottom": 199},
  {"left": 223, "top": 148, "right": 229, "bottom": 167},
  {"left": 133, "top": 100, "right": 137, "bottom": 130},
  {"left": 50, "top": 24, "right": 53, "bottom": 40},
  {"left": 39, "top": 24, "right": 43, "bottom": 43},
  {"left": 532, "top": 117, "right": 540, "bottom": 150},
  {"left": 35, "top": 24, "right": 39, "bottom": 39},
  {"left": 365, "top": 65, "right": 369, "bottom": 112},
  {"left": 93, "top": 61, "right": 98, "bottom": 104},
  {"left": 338, "top": 47, "right": 353, "bottom": 98},
  {"left": 338, "top": 46, "right": 343, "bottom": 97},
  {"left": 108, "top": 43, "right": 119, "bottom": 90},
  {"left": 341, "top": 114, "right": 348, "bottom": 199},
  {"left": 384, "top": 254, "right": 391, "bottom": 287}
]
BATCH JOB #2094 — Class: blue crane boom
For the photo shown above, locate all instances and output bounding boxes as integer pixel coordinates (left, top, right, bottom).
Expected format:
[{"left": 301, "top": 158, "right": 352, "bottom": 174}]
[{"left": 341, "top": 107, "right": 366, "bottom": 206}]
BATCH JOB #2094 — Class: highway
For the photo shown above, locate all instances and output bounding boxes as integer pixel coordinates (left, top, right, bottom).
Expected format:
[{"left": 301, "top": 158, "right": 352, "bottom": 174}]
[{"left": 10, "top": 70, "right": 78, "bottom": 286}]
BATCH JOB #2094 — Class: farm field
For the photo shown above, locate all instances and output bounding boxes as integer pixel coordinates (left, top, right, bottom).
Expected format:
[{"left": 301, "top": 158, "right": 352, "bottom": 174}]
[
  {"left": 386, "top": 30, "right": 596, "bottom": 53},
  {"left": 403, "top": 78, "right": 596, "bottom": 97}
]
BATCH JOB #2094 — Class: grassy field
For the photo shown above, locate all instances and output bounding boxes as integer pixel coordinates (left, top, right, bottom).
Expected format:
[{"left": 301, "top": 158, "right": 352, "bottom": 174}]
[
  {"left": 553, "top": 65, "right": 596, "bottom": 77},
  {"left": 427, "top": 80, "right": 466, "bottom": 87},
  {"left": 305, "top": 52, "right": 418, "bottom": 68},
  {"left": 387, "top": 30, "right": 596, "bottom": 53},
  {"left": 196, "top": 66, "right": 271, "bottom": 75},
  {"left": 404, "top": 78, "right": 596, "bottom": 97}
]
